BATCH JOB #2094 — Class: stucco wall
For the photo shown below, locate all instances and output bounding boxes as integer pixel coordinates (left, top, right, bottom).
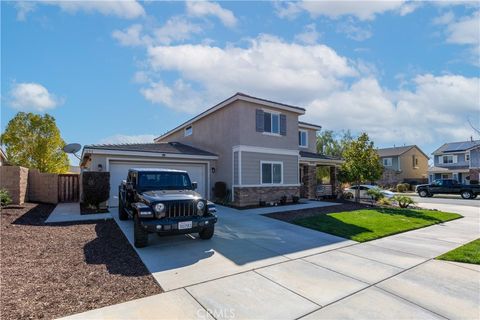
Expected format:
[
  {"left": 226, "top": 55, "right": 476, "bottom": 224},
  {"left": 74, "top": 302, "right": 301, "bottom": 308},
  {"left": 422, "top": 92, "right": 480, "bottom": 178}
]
[
  {"left": 0, "top": 166, "right": 28, "bottom": 204},
  {"left": 400, "top": 147, "right": 429, "bottom": 180},
  {"left": 240, "top": 151, "right": 298, "bottom": 185},
  {"left": 28, "top": 169, "right": 58, "bottom": 204}
]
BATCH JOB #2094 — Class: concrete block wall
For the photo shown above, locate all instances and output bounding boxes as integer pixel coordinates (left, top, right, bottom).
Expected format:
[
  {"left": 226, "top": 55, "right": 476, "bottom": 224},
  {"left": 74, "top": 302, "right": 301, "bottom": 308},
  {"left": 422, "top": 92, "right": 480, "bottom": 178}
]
[
  {"left": 0, "top": 166, "right": 29, "bottom": 205},
  {"left": 28, "top": 169, "right": 58, "bottom": 204}
]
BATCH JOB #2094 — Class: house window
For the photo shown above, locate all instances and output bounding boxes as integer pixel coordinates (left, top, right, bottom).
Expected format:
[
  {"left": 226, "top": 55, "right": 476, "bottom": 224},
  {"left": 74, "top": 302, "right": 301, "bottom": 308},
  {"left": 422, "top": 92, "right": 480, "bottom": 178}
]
[
  {"left": 184, "top": 126, "right": 192, "bottom": 137},
  {"left": 263, "top": 112, "right": 280, "bottom": 134},
  {"left": 441, "top": 173, "right": 450, "bottom": 179},
  {"left": 442, "top": 155, "right": 454, "bottom": 164},
  {"left": 412, "top": 155, "right": 418, "bottom": 168},
  {"left": 299, "top": 130, "right": 308, "bottom": 147},
  {"left": 261, "top": 161, "right": 283, "bottom": 184},
  {"left": 383, "top": 158, "right": 392, "bottom": 166}
]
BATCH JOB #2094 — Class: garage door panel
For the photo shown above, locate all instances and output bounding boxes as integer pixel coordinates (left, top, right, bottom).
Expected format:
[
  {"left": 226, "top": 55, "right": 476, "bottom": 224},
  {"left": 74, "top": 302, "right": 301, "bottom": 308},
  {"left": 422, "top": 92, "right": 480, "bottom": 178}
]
[{"left": 108, "top": 161, "right": 206, "bottom": 207}]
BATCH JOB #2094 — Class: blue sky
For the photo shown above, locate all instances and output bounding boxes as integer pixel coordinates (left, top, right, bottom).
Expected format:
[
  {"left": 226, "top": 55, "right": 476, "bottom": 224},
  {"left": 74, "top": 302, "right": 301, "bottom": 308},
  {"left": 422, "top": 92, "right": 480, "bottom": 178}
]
[{"left": 2, "top": 1, "right": 479, "bottom": 165}]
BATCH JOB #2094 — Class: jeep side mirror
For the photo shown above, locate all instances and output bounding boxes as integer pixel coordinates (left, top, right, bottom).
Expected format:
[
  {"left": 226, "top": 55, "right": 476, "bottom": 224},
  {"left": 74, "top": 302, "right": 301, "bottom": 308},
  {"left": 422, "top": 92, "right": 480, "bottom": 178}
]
[{"left": 192, "top": 182, "right": 198, "bottom": 190}]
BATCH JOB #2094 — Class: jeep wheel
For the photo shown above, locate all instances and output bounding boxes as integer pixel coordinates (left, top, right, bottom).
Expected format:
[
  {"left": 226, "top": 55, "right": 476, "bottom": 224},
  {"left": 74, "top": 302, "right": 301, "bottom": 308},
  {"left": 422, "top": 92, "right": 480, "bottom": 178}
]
[
  {"left": 461, "top": 191, "right": 473, "bottom": 199},
  {"left": 134, "top": 215, "right": 149, "bottom": 248},
  {"left": 418, "top": 190, "right": 429, "bottom": 198},
  {"left": 199, "top": 225, "right": 214, "bottom": 240},
  {"left": 118, "top": 195, "right": 128, "bottom": 221},
  {"left": 473, "top": 195, "right": 478, "bottom": 199}
]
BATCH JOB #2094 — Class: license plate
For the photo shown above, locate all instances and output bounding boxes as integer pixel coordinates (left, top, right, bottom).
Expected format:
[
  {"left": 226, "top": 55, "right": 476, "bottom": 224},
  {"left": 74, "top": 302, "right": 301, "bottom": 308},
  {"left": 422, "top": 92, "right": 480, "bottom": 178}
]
[{"left": 178, "top": 221, "right": 192, "bottom": 230}]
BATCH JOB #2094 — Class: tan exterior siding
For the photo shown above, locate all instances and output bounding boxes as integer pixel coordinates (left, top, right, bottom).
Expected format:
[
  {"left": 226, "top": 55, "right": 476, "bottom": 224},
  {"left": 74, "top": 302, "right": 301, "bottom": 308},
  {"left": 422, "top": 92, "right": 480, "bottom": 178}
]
[
  {"left": 240, "top": 151, "right": 298, "bottom": 185},
  {"left": 399, "top": 147, "right": 429, "bottom": 180},
  {"left": 298, "top": 128, "right": 317, "bottom": 153},
  {"left": 233, "top": 151, "right": 239, "bottom": 185}
]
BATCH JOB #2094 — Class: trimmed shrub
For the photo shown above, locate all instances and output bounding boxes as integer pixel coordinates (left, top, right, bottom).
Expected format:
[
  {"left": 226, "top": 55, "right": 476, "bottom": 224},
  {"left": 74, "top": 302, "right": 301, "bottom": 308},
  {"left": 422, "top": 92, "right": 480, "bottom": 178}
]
[
  {"left": 396, "top": 183, "right": 407, "bottom": 193},
  {"left": 213, "top": 181, "right": 228, "bottom": 199},
  {"left": 366, "top": 187, "right": 385, "bottom": 201},
  {"left": 392, "top": 195, "right": 415, "bottom": 208},
  {"left": 377, "top": 197, "right": 392, "bottom": 206},
  {"left": 0, "top": 188, "right": 12, "bottom": 207},
  {"left": 82, "top": 172, "right": 110, "bottom": 208},
  {"left": 402, "top": 183, "right": 411, "bottom": 191}
]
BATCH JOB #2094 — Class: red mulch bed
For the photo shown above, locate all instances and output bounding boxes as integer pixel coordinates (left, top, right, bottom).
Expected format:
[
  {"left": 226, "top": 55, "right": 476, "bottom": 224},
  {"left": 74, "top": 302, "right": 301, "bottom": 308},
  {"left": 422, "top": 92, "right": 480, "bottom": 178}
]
[
  {"left": 1, "top": 203, "right": 162, "bottom": 320},
  {"left": 264, "top": 200, "right": 372, "bottom": 222}
]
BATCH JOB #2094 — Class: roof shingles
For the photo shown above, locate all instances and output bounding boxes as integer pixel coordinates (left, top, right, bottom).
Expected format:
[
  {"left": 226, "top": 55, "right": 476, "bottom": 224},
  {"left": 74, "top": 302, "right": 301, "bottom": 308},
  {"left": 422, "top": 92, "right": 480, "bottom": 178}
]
[{"left": 84, "top": 142, "right": 217, "bottom": 157}]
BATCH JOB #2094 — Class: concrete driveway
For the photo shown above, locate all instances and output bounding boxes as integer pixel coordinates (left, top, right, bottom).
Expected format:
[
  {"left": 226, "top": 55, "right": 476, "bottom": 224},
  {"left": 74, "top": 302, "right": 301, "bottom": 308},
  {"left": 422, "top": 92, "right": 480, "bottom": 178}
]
[{"left": 62, "top": 201, "right": 480, "bottom": 320}]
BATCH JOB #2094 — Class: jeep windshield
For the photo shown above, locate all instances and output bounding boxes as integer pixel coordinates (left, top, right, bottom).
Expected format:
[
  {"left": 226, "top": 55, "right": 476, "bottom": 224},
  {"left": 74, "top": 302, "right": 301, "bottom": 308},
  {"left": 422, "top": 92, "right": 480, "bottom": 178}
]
[{"left": 137, "top": 172, "right": 192, "bottom": 191}]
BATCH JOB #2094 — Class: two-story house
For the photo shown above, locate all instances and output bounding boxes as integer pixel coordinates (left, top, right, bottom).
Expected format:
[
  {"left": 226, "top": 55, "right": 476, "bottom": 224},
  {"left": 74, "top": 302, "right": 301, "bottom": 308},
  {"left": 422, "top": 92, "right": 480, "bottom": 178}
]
[
  {"left": 429, "top": 139, "right": 480, "bottom": 184},
  {"left": 376, "top": 145, "right": 429, "bottom": 186},
  {"left": 81, "top": 93, "right": 343, "bottom": 207}
]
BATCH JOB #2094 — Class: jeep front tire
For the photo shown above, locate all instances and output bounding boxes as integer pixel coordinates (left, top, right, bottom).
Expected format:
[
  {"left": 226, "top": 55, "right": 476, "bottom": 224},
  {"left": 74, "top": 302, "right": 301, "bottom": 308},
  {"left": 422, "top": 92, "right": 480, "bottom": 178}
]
[
  {"left": 418, "top": 190, "right": 429, "bottom": 198},
  {"left": 134, "top": 214, "right": 149, "bottom": 248},
  {"left": 199, "top": 225, "right": 214, "bottom": 240}
]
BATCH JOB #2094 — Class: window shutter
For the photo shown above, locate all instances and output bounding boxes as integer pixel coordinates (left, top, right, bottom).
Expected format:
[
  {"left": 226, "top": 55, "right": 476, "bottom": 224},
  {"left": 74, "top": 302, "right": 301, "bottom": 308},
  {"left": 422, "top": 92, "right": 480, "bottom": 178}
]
[
  {"left": 280, "top": 114, "right": 287, "bottom": 136},
  {"left": 255, "top": 109, "right": 264, "bottom": 132},
  {"left": 439, "top": 156, "right": 443, "bottom": 164}
]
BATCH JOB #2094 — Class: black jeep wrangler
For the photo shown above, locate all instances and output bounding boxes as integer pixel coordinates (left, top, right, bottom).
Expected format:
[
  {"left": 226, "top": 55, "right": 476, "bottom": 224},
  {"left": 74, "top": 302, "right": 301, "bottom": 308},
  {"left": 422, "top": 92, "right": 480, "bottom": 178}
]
[{"left": 118, "top": 168, "right": 217, "bottom": 248}]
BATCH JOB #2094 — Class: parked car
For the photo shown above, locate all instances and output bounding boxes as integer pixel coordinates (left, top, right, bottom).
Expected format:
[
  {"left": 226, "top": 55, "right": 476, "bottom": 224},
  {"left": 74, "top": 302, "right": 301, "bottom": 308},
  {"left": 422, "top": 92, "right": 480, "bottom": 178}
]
[
  {"left": 118, "top": 168, "right": 218, "bottom": 248},
  {"left": 344, "top": 185, "right": 394, "bottom": 199},
  {"left": 415, "top": 179, "right": 480, "bottom": 199}
]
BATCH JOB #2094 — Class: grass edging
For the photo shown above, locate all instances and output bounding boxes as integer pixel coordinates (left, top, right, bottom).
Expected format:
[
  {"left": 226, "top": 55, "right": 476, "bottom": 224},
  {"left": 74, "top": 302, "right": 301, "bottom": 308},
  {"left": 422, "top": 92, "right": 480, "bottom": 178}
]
[{"left": 437, "top": 238, "right": 480, "bottom": 265}]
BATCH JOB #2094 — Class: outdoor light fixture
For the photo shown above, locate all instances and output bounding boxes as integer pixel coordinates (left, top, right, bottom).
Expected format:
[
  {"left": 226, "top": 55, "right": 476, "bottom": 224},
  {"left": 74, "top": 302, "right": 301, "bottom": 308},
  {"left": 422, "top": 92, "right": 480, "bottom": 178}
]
[
  {"left": 97, "top": 164, "right": 103, "bottom": 172},
  {"left": 211, "top": 167, "right": 216, "bottom": 174}
]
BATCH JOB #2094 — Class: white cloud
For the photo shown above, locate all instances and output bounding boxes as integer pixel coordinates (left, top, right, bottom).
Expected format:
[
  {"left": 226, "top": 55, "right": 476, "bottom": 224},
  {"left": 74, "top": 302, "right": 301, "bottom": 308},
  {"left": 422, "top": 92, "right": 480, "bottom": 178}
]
[
  {"left": 15, "top": 0, "right": 145, "bottom": 20},
  {"left": 143, "top": 35, "right": 357, "bottom": 112},
  {"left": 337, "top": 19, "right": 373, "bottom": 41},
  {"left": 294, "top": 23, "right": 321, "bottom": 44},
  {"left": 98, "top": 134, "right": 156, "bottom": 145},
  {"left": 112, "top": 24, "right": 149, "bottom": 47},
  {"left": 186, "top": 1, "right": 237, "bottom": 27},
  {"left": 9, "top": 83, "right": 62, "bottom": 112},
  {"left": 444, "top": 11, "right": 480, "bottom": 45},
  {"left": 276, "top": 1, "right": 415, "bottom": 21},
  {"left": 154, "top": 16, "right": 203, "bottom": 45}
]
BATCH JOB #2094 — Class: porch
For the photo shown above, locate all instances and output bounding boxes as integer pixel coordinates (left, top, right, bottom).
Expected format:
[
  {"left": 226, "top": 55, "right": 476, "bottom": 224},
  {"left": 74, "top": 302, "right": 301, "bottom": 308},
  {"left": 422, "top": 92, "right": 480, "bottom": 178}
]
[{"left": 299, "top": 151, "right": 344, "bottom": 199}]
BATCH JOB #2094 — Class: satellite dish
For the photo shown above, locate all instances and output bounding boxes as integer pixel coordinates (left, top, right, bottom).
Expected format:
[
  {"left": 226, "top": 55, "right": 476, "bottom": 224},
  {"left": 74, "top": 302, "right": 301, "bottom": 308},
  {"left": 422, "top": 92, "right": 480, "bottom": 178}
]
[
  {"left": 63, "top": 143, "right": 82, "bottom": 160},
  {"left": 63, "top": 143, "right": 81, "bottom": 154}
]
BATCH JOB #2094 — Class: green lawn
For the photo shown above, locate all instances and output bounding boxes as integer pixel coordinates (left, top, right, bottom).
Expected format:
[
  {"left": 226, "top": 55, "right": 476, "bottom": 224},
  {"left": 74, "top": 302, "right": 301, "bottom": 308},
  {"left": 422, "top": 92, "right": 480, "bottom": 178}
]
[
  {"left": 294, "top": 208, "right": 462, "bottom": 242},
  {"left": 437, "top": 239, "right": 480, "bottom": 265}
]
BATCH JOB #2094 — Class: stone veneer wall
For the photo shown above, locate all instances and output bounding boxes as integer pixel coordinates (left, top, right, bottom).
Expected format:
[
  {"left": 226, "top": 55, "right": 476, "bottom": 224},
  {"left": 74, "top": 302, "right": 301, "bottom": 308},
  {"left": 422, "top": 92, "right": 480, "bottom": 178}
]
[
  {"left": 377, "top": 169, "right": 402, "bottom": 186},
  {"left": 469, "top": 169, "right": 480, "bottom": 184},
  {"left": 233, "top": 186, "right": 300, "bottom": 207},
  {"left": 28, "top": 169, "right": 59, "bottom": 204},
  {"left": 302, "top": 165, "right": 317, "bottom": 199},
  {"left": 0, "top": 166, "right": 29, "bottom": 204}
]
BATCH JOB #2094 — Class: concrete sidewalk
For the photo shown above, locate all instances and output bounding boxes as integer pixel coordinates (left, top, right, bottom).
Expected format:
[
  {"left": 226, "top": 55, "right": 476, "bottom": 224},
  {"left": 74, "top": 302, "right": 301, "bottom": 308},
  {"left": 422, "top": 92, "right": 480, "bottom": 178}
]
[
  {"left": 45, "top": 203, "right": 112, "bottom": 223},
  {"left": 61, "top": 201, "right": 480, "bottom": 320}
]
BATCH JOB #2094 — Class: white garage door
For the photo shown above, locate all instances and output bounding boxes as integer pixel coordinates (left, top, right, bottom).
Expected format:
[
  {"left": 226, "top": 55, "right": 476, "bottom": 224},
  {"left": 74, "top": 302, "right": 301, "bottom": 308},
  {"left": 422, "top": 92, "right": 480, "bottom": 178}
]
[{"left": 108, "top": 161, "right": 207, "bottom": 207}]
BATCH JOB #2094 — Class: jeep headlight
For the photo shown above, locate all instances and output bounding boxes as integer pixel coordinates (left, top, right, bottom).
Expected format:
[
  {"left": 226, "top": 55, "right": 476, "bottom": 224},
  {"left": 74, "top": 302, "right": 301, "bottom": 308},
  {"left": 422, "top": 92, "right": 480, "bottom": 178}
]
[
  {"left": 154, "top": 203, "right": 165, "bottom": 213},
  {"left": 196, "top": 201, "right": 205, "bottom": 213}
]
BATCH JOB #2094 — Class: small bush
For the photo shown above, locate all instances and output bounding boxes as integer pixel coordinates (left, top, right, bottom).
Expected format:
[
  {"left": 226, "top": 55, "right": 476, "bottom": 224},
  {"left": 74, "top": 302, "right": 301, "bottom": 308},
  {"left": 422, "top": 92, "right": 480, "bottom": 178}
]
[
  {"left": 396, "top": 183, "right": 407, "bottom": 193},
  {"left": 377, "top": 197, "right": 392, "bottom": 206},
  {"left": 82, "top": 172, "right": 110, "bottom": 208},
  {"left": 366, "top": 187, "right": 385, "bottom": 201},
  {"left": 392, "top": 195, "right": 415, "bottom": 208},
  {"left": 213, "top": 181, "right": 227, "bottom": 199},
  {"left": 0, "top": 188, "right": 12, "bottom": 207},
  {"left": 402, "top": 183, "right": 411, "bottom": 191}
]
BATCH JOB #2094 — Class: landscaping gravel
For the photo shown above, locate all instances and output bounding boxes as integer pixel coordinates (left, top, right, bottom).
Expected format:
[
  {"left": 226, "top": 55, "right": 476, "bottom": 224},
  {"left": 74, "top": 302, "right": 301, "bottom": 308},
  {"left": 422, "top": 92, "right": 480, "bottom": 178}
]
[{"left": 1, "top": 203, "right": 162, "bottom": 320}]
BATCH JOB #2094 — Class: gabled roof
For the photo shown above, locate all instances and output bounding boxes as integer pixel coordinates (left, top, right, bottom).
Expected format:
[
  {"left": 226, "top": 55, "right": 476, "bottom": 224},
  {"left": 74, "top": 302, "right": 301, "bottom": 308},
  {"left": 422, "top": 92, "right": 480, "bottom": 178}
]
[
  {"left": 377, "top": 145, "right": 429, "bottom": 159},
  {"left": 432, "top": 140, "right": 480, "bottom": 154},
  {"left": 155, "top": 92, "right": 306, "bottom": 142},
  {"left": 81, "top": 142, "right": 218, "bottom": 164}
]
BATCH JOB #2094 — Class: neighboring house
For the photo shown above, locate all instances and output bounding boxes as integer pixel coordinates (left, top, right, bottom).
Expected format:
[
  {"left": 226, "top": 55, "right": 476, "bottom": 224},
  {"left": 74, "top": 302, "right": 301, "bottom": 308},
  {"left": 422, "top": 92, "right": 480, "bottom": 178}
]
[
  {"left": 0, "top": 148, "right": 7, "bottom": 166},
  {"left": 81, "top": 93, "right": 343, "bottom": 207},
  {"left": 429, "top": 140, "right": 480, "bottom": 184},
  {"left": 376, "top": 145, "right": 429, "bottom": 186}
]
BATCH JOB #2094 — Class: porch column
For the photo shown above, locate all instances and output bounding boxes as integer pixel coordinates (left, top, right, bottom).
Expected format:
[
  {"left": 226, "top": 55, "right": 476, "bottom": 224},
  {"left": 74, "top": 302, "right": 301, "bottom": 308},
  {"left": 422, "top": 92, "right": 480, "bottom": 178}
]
[
  {"left": 330, "top": 166, "right": 337, "bottom": 196},
  {"left": 304, "top": 164, "right": 317, "bottom": 199}
]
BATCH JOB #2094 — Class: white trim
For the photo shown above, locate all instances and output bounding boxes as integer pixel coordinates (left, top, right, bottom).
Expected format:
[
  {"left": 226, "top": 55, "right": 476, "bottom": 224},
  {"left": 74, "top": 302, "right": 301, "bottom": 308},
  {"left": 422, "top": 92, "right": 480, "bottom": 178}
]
[
  {"left": 383, "top": 157, "right": 393, "bottom": 167},
  {"left": 155, "top": 94, "right": 305, "bottom": 142},
  {"left": 239, "top": 150, "right": 242, "bottom": 185},
  {"left": 83, "top": 148, "right": 218, "bottom": 160},
  {"left": 232, "top": 145, "right": 299, "bottom": 156},
  {"left": 231, "top": 149, "right": 235, "bottom": 202},
  {"left": 299, "top": 129, "right": 308, "bottom": 148},
  {"left": 260, "top": 160, "right": 283, "bottom": 185},
  {"left": 298, "top": 123, "right": 321, "bottom": 130},
  {"left": 233, "top": 184, "right": 301, "bottom": 188}
]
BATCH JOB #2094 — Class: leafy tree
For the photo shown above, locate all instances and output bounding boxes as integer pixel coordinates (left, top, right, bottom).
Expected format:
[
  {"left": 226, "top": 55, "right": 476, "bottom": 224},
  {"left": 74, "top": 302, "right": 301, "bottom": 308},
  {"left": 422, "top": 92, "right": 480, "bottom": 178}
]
[
  {"left": 1, "top": 112, "right": 69, "bottom": 173},
  {"left": 316, "top": 130, "right": 353, "bottom": 182},
  {"left": 340, "top": 133, "right": 383, "bottom": 202}
]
